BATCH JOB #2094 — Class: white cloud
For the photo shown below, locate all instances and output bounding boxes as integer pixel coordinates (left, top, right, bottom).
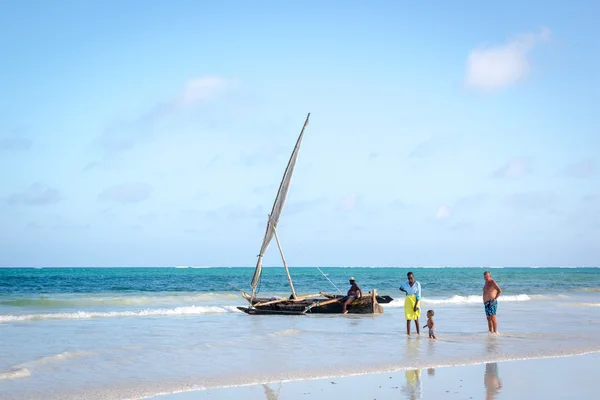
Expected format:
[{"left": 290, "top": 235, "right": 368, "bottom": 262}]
[
  {"left": 492, "top": 156, "right": 530, "bottom": 179},
  {"left": 98, "top": 183, "right": 153, "bottom": 204},
  {"left": 435, "top": 205, "right": 451, "bottom": 220},
  {"left": 465, "top": 27, "right": 550, "bottom": 91}
]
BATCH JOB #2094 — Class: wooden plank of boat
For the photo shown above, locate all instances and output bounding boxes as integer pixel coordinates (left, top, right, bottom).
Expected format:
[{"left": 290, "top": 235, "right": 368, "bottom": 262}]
[
  {"left": 319, "top": 291, "right": 394, "bottom": 304},
  {"left": 304, "top": 297, "right": 342, "bottom": 312},
  {"left": 253, "top": 293, "right": 325, "bottom": 307},
  {"left": 237, "top": 306, "right": 307, "bottom": 316}
]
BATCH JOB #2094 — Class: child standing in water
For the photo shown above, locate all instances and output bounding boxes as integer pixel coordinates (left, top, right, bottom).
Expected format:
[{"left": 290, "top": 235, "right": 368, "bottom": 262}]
[{"left": 423, "top": 310, "right": 437, "bottom": 339}]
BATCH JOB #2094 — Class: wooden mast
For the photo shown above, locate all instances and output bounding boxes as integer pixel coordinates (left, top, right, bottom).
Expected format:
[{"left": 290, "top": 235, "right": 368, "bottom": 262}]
[{"left": 272, "top": 223, "right": 297, "bottom": 299}]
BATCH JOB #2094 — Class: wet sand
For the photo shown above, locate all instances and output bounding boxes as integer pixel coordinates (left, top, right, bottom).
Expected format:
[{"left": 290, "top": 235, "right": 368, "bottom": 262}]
[{"left": 152, "top": 352, "right": 600, "bottom": 399}]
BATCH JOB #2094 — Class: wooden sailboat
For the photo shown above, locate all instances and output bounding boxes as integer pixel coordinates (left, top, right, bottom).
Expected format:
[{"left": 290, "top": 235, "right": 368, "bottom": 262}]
[{"left": 237, "top": 113, "right": 391, "bottom": 315}]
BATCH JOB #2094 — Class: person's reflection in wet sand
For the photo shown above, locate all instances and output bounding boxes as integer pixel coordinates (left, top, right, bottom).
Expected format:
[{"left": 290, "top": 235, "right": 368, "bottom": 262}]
[
  {"left": 484, "top": 363, "right": 503, "bottom": 400},
  {"left": 485, "top": 335, "right": 499, "bottom": 356},
  {"left": 405, "top": 336, "right": 422, "bottom": 359},
  {"left": 263, "top": 383, "right": 282, "bottom": 400},
  {"left": 401, "top": 369, "right": 422, "bottom": 400}
]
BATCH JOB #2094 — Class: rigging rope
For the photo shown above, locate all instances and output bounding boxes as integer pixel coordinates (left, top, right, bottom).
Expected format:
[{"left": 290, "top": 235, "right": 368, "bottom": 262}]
[{"left": 294, "top": 242, "right": 343, "bottom": 295}]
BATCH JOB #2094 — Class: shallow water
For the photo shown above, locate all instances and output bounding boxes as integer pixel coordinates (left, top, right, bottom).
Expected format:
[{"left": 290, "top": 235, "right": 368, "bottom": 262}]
[{"left": 1, "top": 267, "right": 599, "bottom": 399}]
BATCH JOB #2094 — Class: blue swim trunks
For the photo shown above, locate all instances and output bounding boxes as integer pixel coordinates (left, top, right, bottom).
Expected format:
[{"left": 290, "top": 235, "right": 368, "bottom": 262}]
[{"left": 484, "top": 299, "right": 497, "bottom": 316}]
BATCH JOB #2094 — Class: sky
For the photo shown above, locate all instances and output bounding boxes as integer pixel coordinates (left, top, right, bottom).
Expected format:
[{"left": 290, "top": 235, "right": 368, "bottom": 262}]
[{"left": 1, "top": 1, "right": 599, "bottom": 267}]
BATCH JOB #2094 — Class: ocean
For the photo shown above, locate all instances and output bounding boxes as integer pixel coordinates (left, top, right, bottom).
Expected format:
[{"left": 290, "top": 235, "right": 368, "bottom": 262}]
[{"left": 1, "top": 267, "right": 599, "bottom": 399}]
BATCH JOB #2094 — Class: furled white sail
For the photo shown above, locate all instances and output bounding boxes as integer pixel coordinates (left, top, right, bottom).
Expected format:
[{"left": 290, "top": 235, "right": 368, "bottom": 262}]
[{"left": 250, "top": 113, "right": 310, "bottom": 296}]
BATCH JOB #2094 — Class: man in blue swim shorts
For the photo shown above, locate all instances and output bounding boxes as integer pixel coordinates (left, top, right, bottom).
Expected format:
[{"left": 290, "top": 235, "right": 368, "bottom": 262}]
[{"left": 482, "top": 271, "right": 502, "bottom": 334}]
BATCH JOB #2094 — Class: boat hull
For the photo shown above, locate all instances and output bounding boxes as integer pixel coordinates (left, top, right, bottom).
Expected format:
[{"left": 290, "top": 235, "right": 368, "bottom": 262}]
[{"left": 240, "top": 290, "right": 385, "bottom": 315}]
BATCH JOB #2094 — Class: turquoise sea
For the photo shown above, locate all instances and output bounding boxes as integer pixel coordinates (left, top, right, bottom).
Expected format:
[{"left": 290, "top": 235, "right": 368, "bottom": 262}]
[{"left": 1, "top": 267, "right": 600, "bottom": 399}]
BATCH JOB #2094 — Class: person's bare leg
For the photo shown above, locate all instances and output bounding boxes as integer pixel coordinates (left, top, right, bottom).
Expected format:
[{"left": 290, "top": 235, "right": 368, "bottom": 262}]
[
  {"left": 491, "top": 315, "right": 498, "bottom": 333},
  {"left": 406, "top": 320, "right": 411, "bottom": 335},
  {"left": 415, "top": 319, "right": 420, "bottom": 335},
  {"left": 342, "top": 299, "right": 351, "bottom": 314},
  {"left": 487, "top": 316, "right": 493, "bottom": 333}
]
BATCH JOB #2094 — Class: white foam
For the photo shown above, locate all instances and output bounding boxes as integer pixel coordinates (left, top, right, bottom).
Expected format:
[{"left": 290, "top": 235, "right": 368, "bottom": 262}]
[
  {"left": 382, "top": 294, "right": 532, "bottom": 307},
  {"left": 0, "top": 368, "right": 30, "bottom": 381},
  {"left": 0, "top": 350, "right": 95, "bottom": 381},
  {"left": 0, "top": 292, "right": 242, "bottom": 308},
  {"left": 0, "top": 305, "right": 242, "bottom": 322},
  {"left": 265, "top": 329, "right": 302, "bottom": 337},
  {"left": 427, "top": 294, "right": 531, "bottom": 304}
]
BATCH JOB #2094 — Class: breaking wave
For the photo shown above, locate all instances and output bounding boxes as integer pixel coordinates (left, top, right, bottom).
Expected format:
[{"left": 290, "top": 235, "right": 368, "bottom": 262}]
[
  {"left": 383, "top": 294, "right": 533, "bottom": 307},
  {"left": 0, "top": 351, "right": 95, "bottom": 381},
  {"left": 0, "top": 305, "right": 241, "bottom": 323},
  {"left": 0, "top": 292, "right": 241, "bottom": 308}
]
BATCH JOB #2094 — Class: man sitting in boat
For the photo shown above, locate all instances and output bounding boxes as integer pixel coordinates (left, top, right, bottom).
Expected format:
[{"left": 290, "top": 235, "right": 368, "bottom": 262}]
[{"left": 342, "top": 277, "right": 362, "bottom": 314}]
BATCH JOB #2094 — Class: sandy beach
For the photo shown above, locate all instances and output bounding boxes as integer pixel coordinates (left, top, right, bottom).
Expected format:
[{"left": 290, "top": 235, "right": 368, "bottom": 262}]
[{"left": 153, "top": 353, "right": 600, "bottom": 399}]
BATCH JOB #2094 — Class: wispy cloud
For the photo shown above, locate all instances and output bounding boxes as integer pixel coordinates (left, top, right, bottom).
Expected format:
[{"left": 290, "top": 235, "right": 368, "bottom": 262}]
[
  {"left": 505, "top": 191, "right": 559, "bottom": 212},
  {"left": 582, "top": 194, "right": 598, "bottom": 205},
  {"left": 0, "top": 131, "right": 32, "bottom": 151},
  {"left": 454, "top": 193, "right": 491, "bottom": 210},
  {"left": 492, "top": 156, "right": 531, "bottom": 179},
  {"left": 409, "top": 136, "right": 456, "bottom": 159},
  {"left": 252, "top": 184, "right": 277, "bottom": 194},
  {"left": 444, "top": 193, "right": 492, "bottom": 227},
  {"left": 435, "top": 205, "right": 451, "bottom": 220},
  {"left": 389, "top": 199, "right": 409, "bottom": 209},
  {"left": 6, "top": 183, "right": 61, "bottom": 206},
  {"left": 451, "top": 221, "right": 473, "bottom": 231},
  {"left": 205, "top": 205, "right": 265, "bottom": 222},
  {"left": 338, "top": 194, "right": 359, "bottom": 212},
  {"left": 98, "top": 183, "right": 153, "bottom": 204},
  {"left": 367, "top": 152, "right": 378, "bottom": 163},
  {"left": 88, "top": 75, "right": 234, "bottom": 165},
  {"left": 285, "top": 198, "right": 327, "bottom": 216},
  {"left": 465, "top": 27, "right": 550, "bottom": 92},
  {"left": 566, "top": 195, "right": 600, "bottom": 231},
  {"left": 561, "top": 158, "right": 595, "bottom": 178},
  {"left": 24, "top": 216, "right": 90, "bottom": 230},
  {"left": 52, "top": 222, "right": 90, "bottom": 231},
  {"left": 241, "top": 141, "right": 285, "bottom": 166}
]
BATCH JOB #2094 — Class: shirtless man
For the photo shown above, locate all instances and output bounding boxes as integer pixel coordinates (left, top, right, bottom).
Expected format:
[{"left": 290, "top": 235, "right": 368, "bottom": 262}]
[
  {"left": 482, "top": 271, "right": 502, "bottom": 333},
  {"left": 342, "top": 277, "right": 362, "bottom": 314}
]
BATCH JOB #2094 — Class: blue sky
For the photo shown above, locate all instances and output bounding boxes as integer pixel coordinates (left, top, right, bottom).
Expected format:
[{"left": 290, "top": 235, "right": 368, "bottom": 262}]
[{"left": 1, "top": 1, "right": 598, "bottom": 267}]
